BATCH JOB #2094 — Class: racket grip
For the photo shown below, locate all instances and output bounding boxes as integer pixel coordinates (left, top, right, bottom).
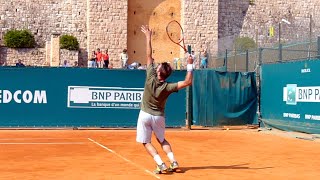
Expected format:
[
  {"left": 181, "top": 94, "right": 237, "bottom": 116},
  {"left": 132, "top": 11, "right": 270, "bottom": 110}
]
[{"left": 187, "top": 45, "right": 191, "bottom": 54}]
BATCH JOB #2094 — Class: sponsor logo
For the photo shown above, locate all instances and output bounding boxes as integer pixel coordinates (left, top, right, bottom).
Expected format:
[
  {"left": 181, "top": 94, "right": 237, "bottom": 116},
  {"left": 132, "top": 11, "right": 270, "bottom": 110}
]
[
  {"left": 283, "top": 112, "right": 300, "bottom": 119},
  {"left": 301, "top": 62, "right": 311, "bottom": 73},
  {"left": 67, "top": 86, "right": 144, "bottom": 109},
  {"left": 285, "top": 84, "right": 297, "bottom": 105},
  {"left": 0, "top": 90, "right": 47, "bottom": 104},
  {"left": 305, "top": 114, "right": 320, "bottom": 120},
  {"left": 283, "top": 84, "right": 320, "bottom": 105}
]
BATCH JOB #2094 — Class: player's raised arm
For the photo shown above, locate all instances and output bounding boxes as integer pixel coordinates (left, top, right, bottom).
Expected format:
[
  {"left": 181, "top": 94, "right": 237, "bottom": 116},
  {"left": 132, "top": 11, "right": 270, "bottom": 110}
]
[
  {"left": 141, "top": 25, "right": 154, "bottom": 66},
  {"left": 177, "top": 55, "right": 193, "bottom": 90}
]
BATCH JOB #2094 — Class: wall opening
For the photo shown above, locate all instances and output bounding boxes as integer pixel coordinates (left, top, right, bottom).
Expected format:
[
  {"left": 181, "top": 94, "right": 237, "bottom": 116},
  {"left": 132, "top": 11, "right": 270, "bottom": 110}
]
[{"left": 128, "top": 0, "right": 181, "bottom": 66}]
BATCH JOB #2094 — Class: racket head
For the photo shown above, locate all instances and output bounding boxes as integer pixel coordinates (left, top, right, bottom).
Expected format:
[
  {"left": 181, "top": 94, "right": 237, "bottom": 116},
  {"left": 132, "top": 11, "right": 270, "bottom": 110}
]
[{"left": 166, "top": 20, "right": 187, "bottom": 52}]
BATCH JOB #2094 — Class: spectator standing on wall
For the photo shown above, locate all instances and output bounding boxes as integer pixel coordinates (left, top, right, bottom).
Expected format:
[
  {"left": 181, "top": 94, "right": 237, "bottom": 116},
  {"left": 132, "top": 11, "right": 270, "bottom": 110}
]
[
  {"left": 190, "top": 50, "right": 197, "bottom": 69},
  {"left": 16, "top": 59, "right": 25, "bottom": 67},
  {"left": 120, "top": 49, "right": 128, "bottom": 68},
  {"left": 96, "top": 48, "right": 103, "bottom": 68},
  {"left": 61, "top": 60, "right": 71, "bottom": 67},
  {"left": 200, "top": 50, "right": 208, "bottom": 69},
  {"left": 102, "top": 49, "right": 109, "bottom": 69},
  {"left": 88, "top": 50, "right": 96, "bottom": 68},
  {"left": 73, "top": 61, "right": 79, "bottom": 67}
]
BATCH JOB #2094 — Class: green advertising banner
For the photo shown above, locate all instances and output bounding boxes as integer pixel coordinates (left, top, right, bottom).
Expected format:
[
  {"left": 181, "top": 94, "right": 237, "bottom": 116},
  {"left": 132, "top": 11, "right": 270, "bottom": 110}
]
[
  {"left": 261, "top": 59, "right": 320, "bottom": 134},
  {"left": 0, "top": 67, "right": 187, "bottom": 127}
]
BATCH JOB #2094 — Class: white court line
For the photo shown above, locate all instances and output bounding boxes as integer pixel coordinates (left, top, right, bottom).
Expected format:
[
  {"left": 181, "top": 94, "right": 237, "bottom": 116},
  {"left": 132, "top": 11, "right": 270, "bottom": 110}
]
[
  {"left": 87, "top": 138, "right": 160, "bottom": 179},
  {"left": 0, "top": 138, "right": 82, "bottom": 140},
  {"left": 0, "top": 142, "right": 87, "bottom": 145}
]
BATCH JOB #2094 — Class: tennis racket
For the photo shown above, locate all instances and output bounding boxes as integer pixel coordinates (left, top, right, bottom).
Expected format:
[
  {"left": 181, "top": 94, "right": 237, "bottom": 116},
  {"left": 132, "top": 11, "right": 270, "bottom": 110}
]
[{"left": 166, "top": 20, "right": 188, "bottom": 53}]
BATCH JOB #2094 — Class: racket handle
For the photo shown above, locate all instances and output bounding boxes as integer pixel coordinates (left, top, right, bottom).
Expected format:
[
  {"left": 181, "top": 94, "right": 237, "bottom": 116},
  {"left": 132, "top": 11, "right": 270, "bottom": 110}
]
[{"left": 187, "top": 45, "right": 192, "bottom": 54}]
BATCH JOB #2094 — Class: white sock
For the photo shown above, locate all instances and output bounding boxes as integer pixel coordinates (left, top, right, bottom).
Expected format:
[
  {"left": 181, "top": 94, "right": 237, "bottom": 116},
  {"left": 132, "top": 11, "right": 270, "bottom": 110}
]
[
  {"left": 153, "top": 154, "right": 164, "bottom": 165},
  {"left": 167, "top": 152, "right": 176, "bottom": 163}
]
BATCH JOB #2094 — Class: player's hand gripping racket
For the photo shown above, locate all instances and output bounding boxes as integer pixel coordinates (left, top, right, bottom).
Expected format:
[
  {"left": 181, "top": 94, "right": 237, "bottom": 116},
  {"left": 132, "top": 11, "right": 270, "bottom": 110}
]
[{"left": 166, "top": 20, "right": 190, "bottom": 54}]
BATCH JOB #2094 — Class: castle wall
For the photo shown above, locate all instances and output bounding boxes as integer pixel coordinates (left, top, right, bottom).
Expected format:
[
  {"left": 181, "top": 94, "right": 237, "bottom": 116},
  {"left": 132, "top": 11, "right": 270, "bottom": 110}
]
[
  {"left": 87, "top": 0, "right": 127, "bottom": 67},
  {"left": 183, "top": 0, "right": 219, "bottom": 67},
  {"left": 0, "top": 0, "right": 319, "bottom": 68},
  {"left": 218, "top": 0, "right": 320, "bottom": 52}
]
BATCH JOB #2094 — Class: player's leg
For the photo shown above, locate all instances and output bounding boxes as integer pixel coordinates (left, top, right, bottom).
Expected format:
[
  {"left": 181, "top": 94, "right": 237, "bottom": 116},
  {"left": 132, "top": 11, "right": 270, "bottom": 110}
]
[
  {"left": 156, "top": 138, "right": 180, "bottom": 172},
  {"left": 152, "top": 116, "right": 180, "bottom": 172},
  {"left": 143, "top": 142, "right": 168, "bottom": 174},
  {"left": 136, "top": 111, "right": 167, "bottom": 173}
]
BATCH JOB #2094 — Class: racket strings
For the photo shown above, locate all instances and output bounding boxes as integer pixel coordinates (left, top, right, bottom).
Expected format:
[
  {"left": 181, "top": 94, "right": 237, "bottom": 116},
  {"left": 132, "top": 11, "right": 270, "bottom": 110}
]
[{"left": 167, "top": 22, "right": 183, "bottom": 43}]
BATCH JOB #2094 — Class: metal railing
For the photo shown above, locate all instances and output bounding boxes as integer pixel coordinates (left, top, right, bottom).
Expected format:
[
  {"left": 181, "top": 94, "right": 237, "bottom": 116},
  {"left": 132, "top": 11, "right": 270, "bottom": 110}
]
[{"left": 211, "top": 37, "right": 320, "bottom": 72}]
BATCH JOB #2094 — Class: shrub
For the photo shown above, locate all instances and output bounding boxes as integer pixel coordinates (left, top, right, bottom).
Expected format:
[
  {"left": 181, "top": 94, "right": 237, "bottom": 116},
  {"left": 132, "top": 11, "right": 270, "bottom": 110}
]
[
  {"left": 4, "top": 29, "right": 36, "bottom": 48},
  {"left": 60, "top": 35, "right": 79, "bottom": 50},
  {"left": 235, "top": 37, "right": 257, "bottom": 52}
]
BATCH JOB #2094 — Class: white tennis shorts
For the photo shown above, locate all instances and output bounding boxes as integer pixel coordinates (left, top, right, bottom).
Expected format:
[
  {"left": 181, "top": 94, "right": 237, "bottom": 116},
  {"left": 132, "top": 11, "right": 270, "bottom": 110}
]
[{"left": 136, "top": 110, "right": 165, "bottom": 143}]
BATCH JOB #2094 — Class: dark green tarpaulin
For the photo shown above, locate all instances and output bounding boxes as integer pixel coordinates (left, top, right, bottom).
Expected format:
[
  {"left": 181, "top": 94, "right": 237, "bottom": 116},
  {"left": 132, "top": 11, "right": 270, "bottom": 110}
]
[{"left": 192, "top": 70, "right": 257, "bottom": 126}]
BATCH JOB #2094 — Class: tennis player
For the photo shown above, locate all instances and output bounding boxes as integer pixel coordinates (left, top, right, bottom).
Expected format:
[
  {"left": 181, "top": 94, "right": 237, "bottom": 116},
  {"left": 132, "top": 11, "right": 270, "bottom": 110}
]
[{"left": 136, "top": 25, "right": 194, "bottom": 174}]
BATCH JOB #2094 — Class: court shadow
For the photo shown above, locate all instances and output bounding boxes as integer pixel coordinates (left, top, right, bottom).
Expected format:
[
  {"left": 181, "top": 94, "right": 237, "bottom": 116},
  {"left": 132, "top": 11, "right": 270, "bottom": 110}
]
[{"left": 179, "top": 163, "right": 273, "bottom": 173}]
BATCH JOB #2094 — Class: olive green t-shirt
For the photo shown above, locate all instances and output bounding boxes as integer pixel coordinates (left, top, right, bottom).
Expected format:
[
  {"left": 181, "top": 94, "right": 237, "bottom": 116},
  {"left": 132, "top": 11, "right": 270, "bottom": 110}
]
[{"left": 141, "top": 63, "right": 178, "bottom": 116}]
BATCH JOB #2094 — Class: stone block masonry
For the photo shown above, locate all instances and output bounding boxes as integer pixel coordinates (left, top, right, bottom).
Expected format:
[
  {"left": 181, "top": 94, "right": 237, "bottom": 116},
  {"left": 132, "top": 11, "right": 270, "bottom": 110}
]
[
  {"left": 87, "top": 0, "right": 128, "bottom": 68},
  {"left": 0, "top": 47, "right": 78, "bottom": 67},
  {"left": 0, "top": 0, "right": 319, "bottom": 68}
]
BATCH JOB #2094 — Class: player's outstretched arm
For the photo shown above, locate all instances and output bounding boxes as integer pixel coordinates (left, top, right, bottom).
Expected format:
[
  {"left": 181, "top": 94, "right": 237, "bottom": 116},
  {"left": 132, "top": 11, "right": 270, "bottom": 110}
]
[
  {"left": 177, "top": 55, "right": 193, "bottom": 90},
  {"left": 141, "top": 25, "right": 154, "bottom": 66}
]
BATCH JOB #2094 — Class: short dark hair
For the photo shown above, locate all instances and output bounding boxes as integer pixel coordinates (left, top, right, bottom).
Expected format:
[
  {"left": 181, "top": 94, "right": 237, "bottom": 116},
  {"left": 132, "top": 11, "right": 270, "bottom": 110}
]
[{"left": 159, "top": 62, "right": 172, "bottom": 80}]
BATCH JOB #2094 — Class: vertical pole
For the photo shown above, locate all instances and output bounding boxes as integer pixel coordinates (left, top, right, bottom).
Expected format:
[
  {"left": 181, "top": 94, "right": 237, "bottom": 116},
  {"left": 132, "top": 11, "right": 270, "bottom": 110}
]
[
  {"left": 309, "top": 15, "right": 312, "bottom": 44},
  {"left": 198, "top": 50, "right": 201, "bottom": 69},
  {"left": 258, "top": 48, "right": 263, "bottom": 65},
  {"left": 317, "top": 36, "right": 320, "bottom": 59},
  {"left": 308, "top": 15, "right": 312, "bottom": 59},
  {"left": 225, "top": 49, "right": 228, "bottom": 70},
  {"left": 234, "top": 46, "right": 236, "bottom": 72},
  {"left": 278, "top": 44, "right": 283, "bottom": 62},
  {"left": 278, "top": 22, "right": 282, "bottom": 62},
  {"left": 257, "top": 48, "right": 263, "bottom": 127},
  {"left": 246, "top": 50, "right": 249, "bottom": 72},
  {"left": 186, "top": 86, "right": 192, "bottom": 129},
  {"left": 278, "top": 22, "right": 281, "bottom": 46}
]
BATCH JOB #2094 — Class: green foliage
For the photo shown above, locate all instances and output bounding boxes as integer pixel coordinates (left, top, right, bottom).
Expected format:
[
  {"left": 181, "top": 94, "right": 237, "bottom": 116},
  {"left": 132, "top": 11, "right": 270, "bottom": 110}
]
[
  {"left": 4, "top": 29, "right": 36, "bottom": 48},
  {"left": 60, "top": 35, "right": 79, "bottom": 50},
  {"left": 249, "top": 0, "right": 255, "bottom": 5},
  {"left": 235, "top": 37, "right": 257, "bottom": 52}
]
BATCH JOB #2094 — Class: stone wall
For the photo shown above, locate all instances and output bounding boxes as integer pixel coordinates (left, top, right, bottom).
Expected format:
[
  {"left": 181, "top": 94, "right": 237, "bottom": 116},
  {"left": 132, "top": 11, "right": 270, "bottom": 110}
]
[
  {"left": 0, "top": 48, "right": 46, "bottom": 66},
  {"left": 60, "top": 49, "right": 79, "bottom": 67},
  {"left": 218, "top": 0, "right": 320, "bottom": 52},
  {"left": 0, "top": 47, "right": 78, "bottom": 67},
  {"left": 0, "top": 0, "right": 87, "bottom": 63},
  {"left": 0, "top": 0, "right": 127, "bottom": 67},
  {"left": 183, "top": 0, "right": 219, "bottom": 67},
  {"left": 87, "top": 0, "right": 128, "bottom": 68},
  {"left": 0, "top": 0, "right": 319, "bottom": 68}
]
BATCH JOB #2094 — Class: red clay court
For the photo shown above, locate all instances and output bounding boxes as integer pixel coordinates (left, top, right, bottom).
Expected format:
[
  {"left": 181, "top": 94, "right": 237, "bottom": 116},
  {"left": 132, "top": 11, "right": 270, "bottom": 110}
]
[{"left": 0, "top": 129, "right": 319, "bottom": 180}]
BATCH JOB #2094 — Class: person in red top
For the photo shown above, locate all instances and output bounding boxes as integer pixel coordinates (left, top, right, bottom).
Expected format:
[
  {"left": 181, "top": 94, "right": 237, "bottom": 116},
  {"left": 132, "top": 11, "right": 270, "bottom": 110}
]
[
  {"left": 96, "top": 48, "right": 103, "bottom": 68},
  {"left": 102, "top": 49, "right": 109, "bottom": 69}
]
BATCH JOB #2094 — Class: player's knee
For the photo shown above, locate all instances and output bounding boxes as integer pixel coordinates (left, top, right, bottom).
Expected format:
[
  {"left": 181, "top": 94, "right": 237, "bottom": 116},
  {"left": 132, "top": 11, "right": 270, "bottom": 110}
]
[{"left": 158, "top": 138, "right": 167, "bottom": 145}]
